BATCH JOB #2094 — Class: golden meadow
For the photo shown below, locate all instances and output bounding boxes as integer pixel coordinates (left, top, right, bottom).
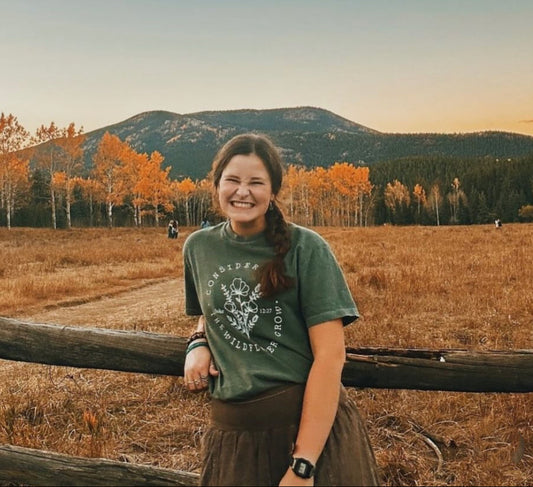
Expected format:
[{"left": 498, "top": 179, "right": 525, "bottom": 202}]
[{"left": 0, "top": 224, "right": 532, "bottom": 486}]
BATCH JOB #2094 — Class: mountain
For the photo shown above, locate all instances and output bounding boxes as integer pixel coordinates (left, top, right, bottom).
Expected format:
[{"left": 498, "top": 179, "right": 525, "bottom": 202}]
[{"left": 79, "top": 107, "right": 533, "bottom": 179}]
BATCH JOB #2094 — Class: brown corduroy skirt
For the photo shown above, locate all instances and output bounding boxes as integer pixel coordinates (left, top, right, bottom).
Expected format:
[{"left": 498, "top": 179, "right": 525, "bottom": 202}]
[{"left": 199, "top": 383, "right": 380, "bottom": 486}]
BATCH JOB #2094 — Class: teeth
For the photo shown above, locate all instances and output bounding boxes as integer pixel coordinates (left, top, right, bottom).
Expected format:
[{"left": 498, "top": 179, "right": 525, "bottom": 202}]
[{"left": 232, "top": 201, "right": 253, "bottom": 208}]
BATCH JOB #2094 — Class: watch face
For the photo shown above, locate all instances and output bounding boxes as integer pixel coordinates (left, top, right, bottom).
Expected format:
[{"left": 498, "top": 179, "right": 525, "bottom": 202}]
[
  {"left": 292, "top": 457, "right": 315, "bottom": 479},
  {"left": 295, "top": 460, "right": 311, "bottom": 476}
]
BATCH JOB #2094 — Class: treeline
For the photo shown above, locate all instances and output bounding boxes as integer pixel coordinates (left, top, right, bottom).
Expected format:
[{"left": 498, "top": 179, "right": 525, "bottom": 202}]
[
  {"left": 2, "top": 113, "right": 533, "bottom": 229},
  {"left": 369, "top": 155, "right": 533, "bottom": 225}
]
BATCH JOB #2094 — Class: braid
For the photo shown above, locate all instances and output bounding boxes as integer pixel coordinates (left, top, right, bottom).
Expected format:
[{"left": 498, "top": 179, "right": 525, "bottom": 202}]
[{"left": 256, "top": 202, "right": 294, "bottom": 297}]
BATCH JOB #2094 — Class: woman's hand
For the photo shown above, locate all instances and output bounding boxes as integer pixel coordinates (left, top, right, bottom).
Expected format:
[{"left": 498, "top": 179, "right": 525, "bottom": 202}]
[
  {"left": 279, "top": 468, "right": 313, "bottom": 486},
  {"left": 183, "top": 341, "right": 218, "bottom": 392}
]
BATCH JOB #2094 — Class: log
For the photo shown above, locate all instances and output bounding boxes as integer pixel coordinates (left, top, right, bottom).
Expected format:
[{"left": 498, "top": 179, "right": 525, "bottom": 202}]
[
  {"left": 343, "top": 346, "right": 533, "bottom": 392},
  {"left": 0, "top": 316, "right": 187, "bottom": 376},
  {"left": 1, "top": 317, "right": 532, "bottom": 392},
  {"left": 0, "top": 444, "right": 199, "bottom": 486}
]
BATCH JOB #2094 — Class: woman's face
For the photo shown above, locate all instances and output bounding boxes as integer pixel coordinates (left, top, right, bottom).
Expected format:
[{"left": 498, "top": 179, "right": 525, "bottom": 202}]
[{"left": 218, "top": 153, "right": 273, "bottom": 237}]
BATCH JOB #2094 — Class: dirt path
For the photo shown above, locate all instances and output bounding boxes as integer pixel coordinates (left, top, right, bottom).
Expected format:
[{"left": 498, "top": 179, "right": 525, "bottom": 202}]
[{"left": 17, "top": 278, "right": 185, "bottom": 330}]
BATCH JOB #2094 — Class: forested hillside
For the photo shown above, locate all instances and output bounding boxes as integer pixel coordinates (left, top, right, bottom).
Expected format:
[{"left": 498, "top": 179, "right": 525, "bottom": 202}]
[
  {"left": 72, "top": 108, "right": 533, "bottom": 180},
  {"left": 2, "top": 109, "right": 533, "bottom": 228}
]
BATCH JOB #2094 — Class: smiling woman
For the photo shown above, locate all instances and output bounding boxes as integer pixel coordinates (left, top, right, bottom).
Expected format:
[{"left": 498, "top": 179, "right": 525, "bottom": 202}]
[{"left": 182, "top": 133, "right": 379, "bottom": 486}]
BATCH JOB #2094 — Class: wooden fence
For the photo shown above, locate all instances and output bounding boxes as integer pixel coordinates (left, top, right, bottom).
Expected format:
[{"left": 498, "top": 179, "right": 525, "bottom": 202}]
[{"left": 1, "top": 316, "right": 532, "bottom": 486}]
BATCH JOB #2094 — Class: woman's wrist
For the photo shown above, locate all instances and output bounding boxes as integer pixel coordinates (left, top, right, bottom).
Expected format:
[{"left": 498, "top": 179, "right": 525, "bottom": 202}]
[
  {"left": 195, "top": 315, "right": 206, "bottom": 333},
  {"left": 186, "top": 340, "right": 209, "bottom": 355},
  {"left": 186, "top": 330, "right": 206, "bottom": 346}
]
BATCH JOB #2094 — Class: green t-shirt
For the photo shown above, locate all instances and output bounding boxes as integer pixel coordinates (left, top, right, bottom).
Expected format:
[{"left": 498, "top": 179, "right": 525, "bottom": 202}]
[{"left": 183, "top": 221, "right": 359, "bottom": 401}]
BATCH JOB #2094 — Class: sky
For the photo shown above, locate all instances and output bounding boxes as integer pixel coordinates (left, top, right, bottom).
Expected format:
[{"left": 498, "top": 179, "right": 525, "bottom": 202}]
[{"left": 2, "top": 0, "right": 533, "bottom": 137}]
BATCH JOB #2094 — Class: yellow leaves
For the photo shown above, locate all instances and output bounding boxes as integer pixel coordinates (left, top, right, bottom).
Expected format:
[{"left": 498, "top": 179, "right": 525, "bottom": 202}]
[
  {"left": 92, "top": 132, "right": 127, "bottom": 173},
  {"left": 57, "top": 123, "right": 85, "bottom": 165},
  {"left": 413, "top": 183, "right": 426, "bottom": 203},
  {"left": 135, "top": 151, "right": 174, "bottom": 209},
  {"left": 385, "top": 180, "right": 411, "bottom": 211},
  {"left": 283, "top": 162, "right": 374, "bottom": 226},
  {"left": 34, "top": 121, "right": 61, "bottom": 144},
  {"left": 176, "top": 177, "right": 196, "bottom": 195},
  {"left": 1, "top": 112, "right": 30, "bottom": 154},
  {"left": 0, "top": 114, "right": 31, "bottom": 226},
  {"left": 77, "top": 176, "right": 105, "bottom": 201},
  {"left": 329, "top": 162, "right": 355, "bottom": 196},
  {"left": 451, "top": 177, "right": 461, "bottom": 192},
  {"left": 91, "top": 133, "right": 175, "bottom": 225},
  {"left": 64, "top": 122, "right": 84, "bottom": 139},
  {"left": 92, "top": 132, "right": 133, "bottom": 207},
  {"left": 294, "top": 162, "right": 373, "bottom": 200},
  {"left": 52, "top": 171, "right": 67, "bottom": 189}
]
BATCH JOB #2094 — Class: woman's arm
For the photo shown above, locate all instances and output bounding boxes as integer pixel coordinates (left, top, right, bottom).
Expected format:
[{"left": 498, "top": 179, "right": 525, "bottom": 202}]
[
  {"left": 279, "top": 318, "right": 346, "bottom": 486},
  {"left": 184, "top": 315, "right": 219, "bottom": 391}
]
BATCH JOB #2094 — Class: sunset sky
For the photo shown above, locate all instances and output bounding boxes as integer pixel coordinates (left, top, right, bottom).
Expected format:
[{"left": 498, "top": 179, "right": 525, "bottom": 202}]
[{"left": 2, "top": 0, "right": 533, "bottom": 136}]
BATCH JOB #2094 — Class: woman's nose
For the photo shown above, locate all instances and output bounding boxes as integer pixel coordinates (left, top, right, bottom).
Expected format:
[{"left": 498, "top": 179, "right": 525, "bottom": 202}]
[{"left": 235, "top": 184, "right": 250, "bottom": 196}]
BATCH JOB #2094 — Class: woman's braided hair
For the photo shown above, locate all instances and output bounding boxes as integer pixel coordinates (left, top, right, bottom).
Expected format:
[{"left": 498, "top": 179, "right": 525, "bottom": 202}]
[{"left": 210, "top": 133, "right": 294, "bottom": 297}]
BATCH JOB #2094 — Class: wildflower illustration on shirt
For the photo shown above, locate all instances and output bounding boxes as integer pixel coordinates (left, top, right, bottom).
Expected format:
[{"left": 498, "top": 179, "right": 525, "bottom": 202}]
[{"left": 215, "top": 278, "right": 261, "bottom": 339}]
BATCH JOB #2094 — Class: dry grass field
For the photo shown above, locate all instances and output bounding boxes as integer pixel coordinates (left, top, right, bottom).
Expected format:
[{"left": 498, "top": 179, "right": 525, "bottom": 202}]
[{"left": 0, "top": 224, "right": 532, "bottom": 486}]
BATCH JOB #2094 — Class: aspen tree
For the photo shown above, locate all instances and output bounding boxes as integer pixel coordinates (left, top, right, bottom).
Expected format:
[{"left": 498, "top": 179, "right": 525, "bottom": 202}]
[
  {"left": 413, "top": 183, "right": 427, "bottom": 223},
  {"left": 353, "top": 166, "right": 373, "bottom": 227},
  {"left": 175, "top": 178, "right": 196, "bottom": 226},
  {"left": 56, "top": 123, "right": 85, "bottom": 228},
  {"left": 447, "top": 177, "right": 467, "bottom": 224},
  {"left": 384, "top": 180, "right": 411, "bottom": 224},
  {"left": 426, "top": 184, "right": 443, "bottom": 226},
  {"left": 77, "top": 177, "right": 103, "bottom": 226},
  {"left": 120, "top": 147, "right": 146, "bottom": 227},
  {"left": 136, "top": 151, "right": 173, "bottom": 226},
  {"left": 0, "top": 113, "right": 30, "bottom": 229},
  {"left": 92, "top": 132, "right": 129, "bottom": 228},
  {"left": 33, "top": 122, "right": 64, "bottom": 229},
  {"left": 308, "top": 166, "right": 330, "bottom": 226}
]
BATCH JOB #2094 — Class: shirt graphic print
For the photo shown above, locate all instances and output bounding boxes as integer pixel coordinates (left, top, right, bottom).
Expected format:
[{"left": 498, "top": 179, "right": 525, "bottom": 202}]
[{"left": 205, "top": 261, "right": 286, "bottom": 356}]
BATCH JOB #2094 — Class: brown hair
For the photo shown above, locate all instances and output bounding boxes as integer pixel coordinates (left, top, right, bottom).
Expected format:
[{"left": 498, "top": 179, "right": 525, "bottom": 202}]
[{"left": 210, "top": 133, "right": 294, "bottom": 297}]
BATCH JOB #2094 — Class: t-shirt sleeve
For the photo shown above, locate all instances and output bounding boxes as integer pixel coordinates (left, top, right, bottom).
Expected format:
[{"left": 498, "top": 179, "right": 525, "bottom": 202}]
[
  {"left": 296, "top": 233, "right": 359, "bottom": 327},
  {"left": 183, "top": 241, "right": 203, "bottom": 316}
]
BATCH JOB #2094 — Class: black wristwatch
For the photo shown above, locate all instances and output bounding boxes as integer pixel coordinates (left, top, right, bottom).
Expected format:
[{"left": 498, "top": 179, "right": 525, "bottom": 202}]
[{"left": 290, "top": 456, "right": 316, "bottom": 479}]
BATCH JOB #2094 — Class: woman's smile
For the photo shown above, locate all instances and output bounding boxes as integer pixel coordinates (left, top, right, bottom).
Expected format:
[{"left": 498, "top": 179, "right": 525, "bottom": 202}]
[{"left": 231, "top": 201, "right": 255, "bottom": 208}]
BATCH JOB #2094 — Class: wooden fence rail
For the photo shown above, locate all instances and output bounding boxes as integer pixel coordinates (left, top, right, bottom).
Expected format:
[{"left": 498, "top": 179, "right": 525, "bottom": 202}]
[
  {"left": 0, "top": 444, "right": 199, "bottom": 487},
  {"left": 1, "top": 317, "right": 532, "bottom": 392},
  {"left": 1, "top": 316, "right": 532, "bottom": 486}
]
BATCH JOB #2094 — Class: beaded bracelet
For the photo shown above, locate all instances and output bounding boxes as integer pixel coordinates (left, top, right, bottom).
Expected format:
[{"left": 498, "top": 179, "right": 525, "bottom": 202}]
[
  {"left": 186, "top": 341, "right": 209, "bottom": 355},
  {"left": 186, "top": 331, "right": 206, "bottom": 346}
]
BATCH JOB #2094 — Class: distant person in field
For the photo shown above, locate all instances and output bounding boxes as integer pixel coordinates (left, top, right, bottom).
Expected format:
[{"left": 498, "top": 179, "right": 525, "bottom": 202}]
[
  {"left": 200, "top": 216, "right": 211, "bottom": 229},
  {"left": 182, "top": 133, "right": 379, "bottom": 486},
  {"left": 172, "top": 219, "right": 179, "bottom": 238},
  {"left": 167, "top": 220, "right": 175, "bottom": 238},
  {"left": 168, "top": 220, "right": 178, "bottom": 239}
]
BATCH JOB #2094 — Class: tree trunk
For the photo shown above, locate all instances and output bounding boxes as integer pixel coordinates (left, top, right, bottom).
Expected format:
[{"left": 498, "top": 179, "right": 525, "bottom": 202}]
[
  {"left": 66, "top": 190, "right": 72, "bottom": 229},
  {"left": 107, "top": 201, "right": 113, "bottom": 228},
  {"left": 6, "top": 193, "right": 11, "bottom": 229},
  {"left": 51, "top": 188, "right": 57, "bottom": 229}
]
